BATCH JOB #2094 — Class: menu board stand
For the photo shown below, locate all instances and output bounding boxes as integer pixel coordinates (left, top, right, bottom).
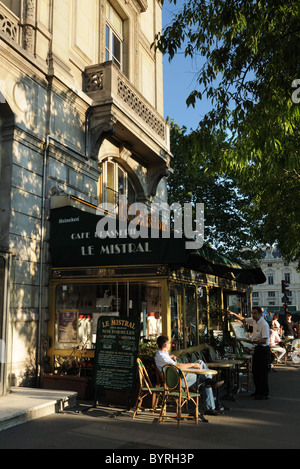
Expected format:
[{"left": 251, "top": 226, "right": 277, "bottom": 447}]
[{"left": 93, "top": 316, "right": 140, "bottom": 410}]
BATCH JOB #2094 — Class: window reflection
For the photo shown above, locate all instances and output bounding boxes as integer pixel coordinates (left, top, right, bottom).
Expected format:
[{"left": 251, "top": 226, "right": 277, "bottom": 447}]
[
  {"left": 98, "top": 159, "right": 136, "bottom": 209},
  {"left": 170, "top": 284, "right": 184, "bottom": 351},
  {"left": 2, "top": 0, "right": 21, "bottom": 16},
  {"left": 185, "top": 286, "right": 197, "bottom": 347},
  {"left": 198, "top": 286, "right": 208, "bottom": 342},
  {"left": 105, "top": 1, "right": 123, "bottom": 70},
  {"left": 0, "top": 257, "right": 4, "bottom": 341}
]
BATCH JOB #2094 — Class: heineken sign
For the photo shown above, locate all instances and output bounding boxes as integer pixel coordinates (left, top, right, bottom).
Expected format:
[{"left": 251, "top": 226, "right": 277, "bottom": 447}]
[{"left": 50, "top": 206, "right": 186, "bottom": 267}]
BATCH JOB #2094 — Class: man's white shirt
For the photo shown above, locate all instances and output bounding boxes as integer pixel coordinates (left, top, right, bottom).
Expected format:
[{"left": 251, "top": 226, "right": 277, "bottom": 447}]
[
  {"left": 245, "top": 317, "right": 270, "bottom": 346},
  {"left": 155, "top": 350, "right": 177, "bottom": 372}
]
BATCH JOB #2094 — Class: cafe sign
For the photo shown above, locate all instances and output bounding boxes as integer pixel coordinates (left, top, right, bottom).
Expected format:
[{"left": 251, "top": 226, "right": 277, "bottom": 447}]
[
  {"left": 50, "top": 206, "right": 186, "bottom": 267},
  {"left": 94, "top": 316, "right": 140, "bottom": 392}
]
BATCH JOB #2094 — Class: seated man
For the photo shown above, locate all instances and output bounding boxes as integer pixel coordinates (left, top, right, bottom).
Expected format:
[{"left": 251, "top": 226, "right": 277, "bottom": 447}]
[
  {"left": 270, "top": 328, "right": 286, "bottom": 363},
  {"left": 155, "top": 335, "right": 223, "bottom": 416}
]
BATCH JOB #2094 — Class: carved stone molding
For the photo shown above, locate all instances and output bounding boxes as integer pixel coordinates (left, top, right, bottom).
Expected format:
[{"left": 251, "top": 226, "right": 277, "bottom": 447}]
[
  {"left": 85, "top": 71, "right": 104, "bottom": 92},
  {"left": 90, "top": 119, "right": 117, "bottom": 160},
  {"left": 24, "top": 0, "right": 35, "bottom": 20},
  {"left": 23, "top": 0, "right": 36, "bottom": 53}
]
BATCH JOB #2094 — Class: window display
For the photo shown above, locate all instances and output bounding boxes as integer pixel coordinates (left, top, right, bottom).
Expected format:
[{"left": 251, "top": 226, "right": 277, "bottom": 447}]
[
  {"left": 54, "top": 281, "right": 162, "bottom": 349},
  {"left": 57, "top": 310, "right": 78, "bottom": 343}
]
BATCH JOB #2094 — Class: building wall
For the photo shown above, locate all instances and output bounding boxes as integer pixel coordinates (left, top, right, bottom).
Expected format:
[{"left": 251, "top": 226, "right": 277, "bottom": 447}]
[
  {"left": 252, "top": 248, "right": 300, "bottom": 314},
  {"left": 0, "top": 0, "right": 170, "bottom": 387}
]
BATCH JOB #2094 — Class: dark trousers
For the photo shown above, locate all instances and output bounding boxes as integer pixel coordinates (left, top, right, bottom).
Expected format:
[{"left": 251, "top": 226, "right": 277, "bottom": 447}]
[{"left": 252, "top": 345, "right": 270, "bottom": 397}]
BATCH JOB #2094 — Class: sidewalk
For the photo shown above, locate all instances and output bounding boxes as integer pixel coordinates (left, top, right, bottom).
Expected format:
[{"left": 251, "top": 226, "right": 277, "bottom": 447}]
[
  {"left": 0, "top": 363, "right": 300, "bottom": 449},
  {"left": 0, "top": 387, "right": 77, "bottom": 432}
]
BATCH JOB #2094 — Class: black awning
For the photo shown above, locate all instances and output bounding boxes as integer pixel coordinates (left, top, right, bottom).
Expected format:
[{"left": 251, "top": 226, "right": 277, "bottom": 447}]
[{"left": 186, "top": 245, "right": 266, "bottom": 285}]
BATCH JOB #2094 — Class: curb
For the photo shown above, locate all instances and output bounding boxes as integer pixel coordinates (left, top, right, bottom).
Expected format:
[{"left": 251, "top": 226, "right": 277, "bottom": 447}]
[{"left": 0, "top": 388, "right": 77, "bottom": 432}]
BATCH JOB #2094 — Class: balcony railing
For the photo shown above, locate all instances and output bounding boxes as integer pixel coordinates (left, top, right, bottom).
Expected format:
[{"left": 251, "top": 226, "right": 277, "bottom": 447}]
[
  {"left": 0, "top": 2, "right": 20, "bottom": 44},
  {"left": 84, "top": 61, "right": 170, "bottom": 160}
]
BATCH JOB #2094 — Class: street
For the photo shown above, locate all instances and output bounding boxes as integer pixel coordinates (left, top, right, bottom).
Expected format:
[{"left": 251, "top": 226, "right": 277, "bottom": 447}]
[{"left": 0, "top": 365, "right": 299, "bottom": 451}]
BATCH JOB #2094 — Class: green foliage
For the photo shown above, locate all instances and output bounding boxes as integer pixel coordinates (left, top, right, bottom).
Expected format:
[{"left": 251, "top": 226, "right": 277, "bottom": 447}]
[
  {"left": 155, "top": 0, "right": 300, "bottom": 266},
  {"left": 168, "top": 121, "right": 262, "bottom": 263}
]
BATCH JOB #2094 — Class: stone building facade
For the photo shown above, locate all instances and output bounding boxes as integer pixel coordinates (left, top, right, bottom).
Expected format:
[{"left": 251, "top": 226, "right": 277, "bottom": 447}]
[
  {"left": 252, "top": 248, "right": 300, "bottom": 315},
  {"left": 0, "top": 0, "right": 171, "bottom": 394}
]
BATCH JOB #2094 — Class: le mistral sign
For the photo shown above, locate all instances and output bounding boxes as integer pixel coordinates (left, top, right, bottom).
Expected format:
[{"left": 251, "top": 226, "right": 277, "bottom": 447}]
[{"left": 50, "top": 206, "right": 186, "bottom": 267}]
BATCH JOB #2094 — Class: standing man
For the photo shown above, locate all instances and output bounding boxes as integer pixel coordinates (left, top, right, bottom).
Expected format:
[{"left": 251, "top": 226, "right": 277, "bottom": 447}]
[
  {"left": 228, "top": 307, "right": 270, "bottom": 400},
  {"left": 282, "top": 312, "right": 297, "bottom": 339}
]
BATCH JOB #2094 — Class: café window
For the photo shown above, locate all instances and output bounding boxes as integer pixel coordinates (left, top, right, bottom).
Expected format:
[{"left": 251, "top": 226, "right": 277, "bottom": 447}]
[
  {"left": 170, "top": 284, "right": 184, "bottom": 351},
  {"left": 0, "top": 256, "right": 4, "bottom": 343},
  {"left": 1, "top": 0, "right": 21, "bottom": 16},
  {"left": 105, "top": 2, "right": 123, "bottom": 70},
  {"left": 54, "top": 280, "right": 162, "bottom": 350},
  {"left": 185, "top": 286, "right": 197, "bottom": 347},
  {"left": 197, "top": 286, "right": 208, "bottom": 341},
  {"left": 98, "top": 158, "right": 136, "bottom": 208}
]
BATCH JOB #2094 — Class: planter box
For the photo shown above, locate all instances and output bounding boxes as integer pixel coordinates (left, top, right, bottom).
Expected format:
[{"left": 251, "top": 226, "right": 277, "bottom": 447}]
[
  {"left": 105, "top": 386, "right": 140, "bottom": 408},
  {"left": 42, "top": 374, "right": 92, "bottom": 400}
]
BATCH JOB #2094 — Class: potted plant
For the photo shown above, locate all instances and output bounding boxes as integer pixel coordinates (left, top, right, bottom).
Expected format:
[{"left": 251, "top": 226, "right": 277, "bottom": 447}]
[
  {"left": 138, "top": 341, "right": 158, "bottom": 384},
  {"left": 42, "top": 339, "right": 94, "bottom": 400}
]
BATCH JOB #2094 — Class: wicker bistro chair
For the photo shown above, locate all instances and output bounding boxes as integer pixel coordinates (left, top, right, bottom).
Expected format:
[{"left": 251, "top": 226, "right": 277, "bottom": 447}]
[
  {"left": 158, "top": 364, "right": 206, "bottom": 427},
  {"left": 132, "top": 358, "right": 165, "bottom": 419},
  {"left": 182, "top": 354, "right": 192, "bottom": 363},
  {"left": 191, "top": 351, "right": 201, "bottom": 362}
]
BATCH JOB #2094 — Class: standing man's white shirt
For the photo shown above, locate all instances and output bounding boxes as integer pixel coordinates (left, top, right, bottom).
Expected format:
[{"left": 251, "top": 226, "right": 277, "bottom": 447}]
[{"left": 245, "top": 317, "right": 270, "bottom": 346}]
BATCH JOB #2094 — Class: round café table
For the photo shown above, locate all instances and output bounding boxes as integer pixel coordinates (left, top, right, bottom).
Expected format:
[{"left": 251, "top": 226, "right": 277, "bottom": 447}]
[
  {"left": 209, "top": 359, "right": 245, "bottom": 394},
  {"left": 206, "top": 362, "right": 236, "bottom": 401},
  {"left": 227, "top": 354, "right": 253, "bottom": 392},
  {"left": 184, "top": 368, "right": 218, "bottom": 375}
]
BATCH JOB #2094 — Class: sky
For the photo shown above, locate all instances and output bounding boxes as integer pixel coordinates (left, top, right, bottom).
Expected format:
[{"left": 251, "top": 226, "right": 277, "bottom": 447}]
[{"left": 161, "top": 1, "right": 211, "bottom": 132}]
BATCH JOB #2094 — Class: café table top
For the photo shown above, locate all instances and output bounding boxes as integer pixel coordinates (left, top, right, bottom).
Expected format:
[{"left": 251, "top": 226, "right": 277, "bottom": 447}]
[
  {"left": 227, "top": 354, "right": 252, "bottom": 360},
  {"left": 184, "top": 367, "right": 218, "bottom": 375},
  {"left": 206, "top": 362, "right": 234, "bottom": 368},
  {"left": 212, "top": 359, "right": 244, "bottom": 365}
]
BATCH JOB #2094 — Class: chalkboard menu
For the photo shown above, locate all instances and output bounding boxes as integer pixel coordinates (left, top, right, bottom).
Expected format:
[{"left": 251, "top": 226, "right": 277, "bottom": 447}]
[{"left": 94, "top": 316, "right": 140, "bottom": 392}]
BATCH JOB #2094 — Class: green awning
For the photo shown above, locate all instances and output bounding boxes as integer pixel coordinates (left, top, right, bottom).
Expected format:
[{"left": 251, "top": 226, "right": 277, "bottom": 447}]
[
  {"left": 186, "top": 245, "right": 266, "bottom": 285},
  {"left": 189, "top": 245, "right": 243, "bottom": 269}
]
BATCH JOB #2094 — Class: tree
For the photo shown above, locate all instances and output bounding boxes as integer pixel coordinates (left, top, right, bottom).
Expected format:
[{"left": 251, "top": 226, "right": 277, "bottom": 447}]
[
  {"left": 154, "top": 0, "right": 300, "bottom": 265},
  {"left": 168, "top": 121, "right": 262, "bottom": 263}
]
